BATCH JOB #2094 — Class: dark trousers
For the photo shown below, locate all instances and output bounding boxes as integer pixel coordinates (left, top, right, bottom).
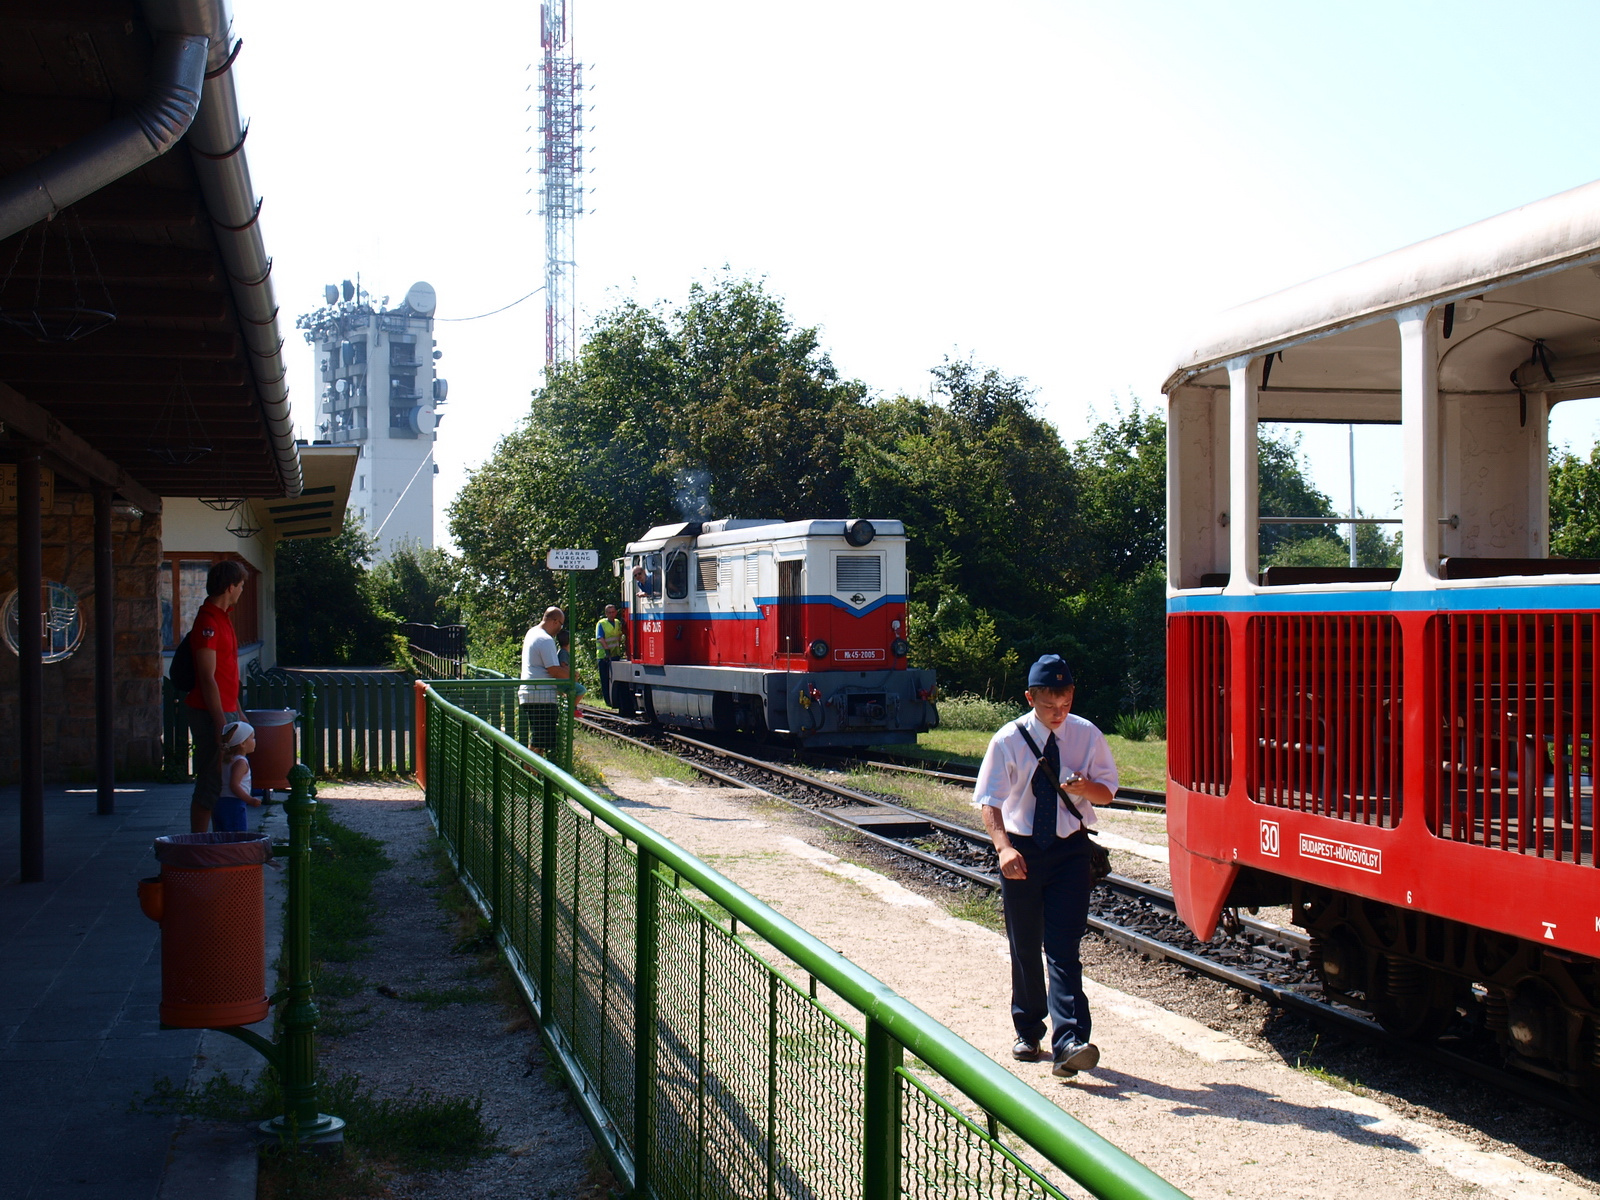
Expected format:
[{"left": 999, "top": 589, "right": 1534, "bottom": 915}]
[
  {"left": 598, "top": 658, "right": 614, "bottom": 708},
  {"left": 186, "top": 707, "right": 244, "bottom": 809},
  {"left": 1000, "top": 830, "right": 1093, "bottom": 1056},
  {"left": 520, "top": 702, "right": 558, "bottom": 752}
]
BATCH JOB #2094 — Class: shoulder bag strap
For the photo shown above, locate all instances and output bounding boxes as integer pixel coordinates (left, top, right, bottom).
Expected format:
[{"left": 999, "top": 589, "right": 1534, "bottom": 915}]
[{"left": 1015, "top": 725, "right": 1088, "bottom": 825}]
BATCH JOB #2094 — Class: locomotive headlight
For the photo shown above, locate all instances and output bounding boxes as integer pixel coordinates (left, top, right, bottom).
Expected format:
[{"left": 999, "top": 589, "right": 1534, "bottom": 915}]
[
  {"left": 809, "top": 639, "right": 829, "bottom": 659},
  {"left": 844, "top": 519, "right": 876, "bottom": 547},
  {"left": 891, "top": 638, "right": 910, "bottom": 657}
]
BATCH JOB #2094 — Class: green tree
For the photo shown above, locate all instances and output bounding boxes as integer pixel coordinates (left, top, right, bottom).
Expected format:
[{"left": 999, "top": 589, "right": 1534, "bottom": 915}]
[
  {"left": 1550, "top": 444, "right": 1600, "bottom": 558},
  {"left": 366, "top": 541, "right": 461, "bottom": 626},
  {"left": 275, "top": 520, "right": 397, "bottom": 666},
  {"left": 450, "top": 276, "right": 872, "bottom": 656}
]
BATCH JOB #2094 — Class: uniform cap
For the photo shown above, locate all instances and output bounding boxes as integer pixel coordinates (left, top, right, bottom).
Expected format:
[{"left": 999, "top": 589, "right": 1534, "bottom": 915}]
[{"left": 1026, "top": 654, "right": 1074, "bottom": 689}]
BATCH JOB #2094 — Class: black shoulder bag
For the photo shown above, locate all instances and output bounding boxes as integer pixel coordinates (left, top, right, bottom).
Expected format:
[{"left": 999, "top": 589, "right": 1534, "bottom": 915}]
[{"left": 1016, "top": 726, "right": 1113, "bottom": 885}]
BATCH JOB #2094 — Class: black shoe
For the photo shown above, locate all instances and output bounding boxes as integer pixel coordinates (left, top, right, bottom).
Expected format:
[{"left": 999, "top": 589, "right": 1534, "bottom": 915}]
[
  {"left": 1052, "top": 1041, "right": 1099, "bottom": 1076},
  {"left": 1011, "top": 1037, "right": 1042, "bottom": 1061}
]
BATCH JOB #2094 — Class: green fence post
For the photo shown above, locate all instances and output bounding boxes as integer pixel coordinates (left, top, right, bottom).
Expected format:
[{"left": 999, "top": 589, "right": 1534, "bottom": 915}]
[
  {"left": 634, "top": 847, "right": 659, "bottom": 1196},
  {"left": 455, "top": 717, "right": 469, "bottom": 858},
  {"left": 490, "top": 748, "right": 504, "bottom": 937},
  {"left": 300, "top": 679, "right": 318, "bottom": 778},
  {"left": 539, "top": 772, "right": 558, "bottom": 1019},
  {"left": 864, "top": 1019, "right": 902, "bottom": 1200},
  {"left": 260, "top": 764, "right": 345, "bottom": 1144}
]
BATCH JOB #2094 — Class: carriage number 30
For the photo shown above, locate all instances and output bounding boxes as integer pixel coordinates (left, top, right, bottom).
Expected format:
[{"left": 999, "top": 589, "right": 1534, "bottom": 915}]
[{"left": 1260, "top": 820, "right": 1280, "bottom": 858}]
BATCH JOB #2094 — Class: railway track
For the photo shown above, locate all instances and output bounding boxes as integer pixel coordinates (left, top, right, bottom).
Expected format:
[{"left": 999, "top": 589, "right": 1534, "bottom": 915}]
[{"left": 576, "top": 707, "right": 1597, "bottom": 1123}]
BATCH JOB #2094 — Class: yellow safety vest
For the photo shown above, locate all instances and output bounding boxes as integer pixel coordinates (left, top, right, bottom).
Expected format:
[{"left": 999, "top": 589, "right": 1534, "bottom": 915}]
[{"left": 595, "top": 617, "right": 625, "bottom": 659}]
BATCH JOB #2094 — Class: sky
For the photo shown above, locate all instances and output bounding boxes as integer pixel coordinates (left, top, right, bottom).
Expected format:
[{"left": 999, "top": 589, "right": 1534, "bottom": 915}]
[{"left": 231, "top": 0, "right": 1600, "bottom": 545}]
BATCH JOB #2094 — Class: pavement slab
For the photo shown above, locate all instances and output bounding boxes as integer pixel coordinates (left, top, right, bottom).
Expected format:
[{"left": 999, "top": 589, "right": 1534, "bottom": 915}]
[{"left": 0, "top": 781, "right": 268, "bottom": 1200}]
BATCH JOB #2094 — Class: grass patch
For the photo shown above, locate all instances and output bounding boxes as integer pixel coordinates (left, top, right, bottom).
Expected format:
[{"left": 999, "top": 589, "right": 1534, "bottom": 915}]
[
  {"left": 575, "top": 727, "right": 699, "bottom": 783},
  {"left": 306, "top": 805, "right": 390, "bottom": 964},
  {"left": 138, "top": 1070, "right": 499, "bottom": 1175},
  {"left": 1292, "top": 1035, "right": 1364, "bottom": 1094},
  {"left": 313, "top": 969, "right": 368, "bottom": 999},
  {"left": 1112, "top": 709, "right": 1166, "bottom": 742},
  {"left": 947, "top": 887, "right": 1004, "bottom": 933},
  {"left": 877, "top": 729, "right": 1168, "bottom": 792},
  {"left": 401, "top": 983, "right": 494, "bottom": 1011}
]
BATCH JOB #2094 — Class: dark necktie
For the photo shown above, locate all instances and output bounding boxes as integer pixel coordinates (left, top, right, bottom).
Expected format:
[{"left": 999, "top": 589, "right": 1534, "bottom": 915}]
[{"left": 1030, "top": 732, "right": 1059, "bottom": 850}]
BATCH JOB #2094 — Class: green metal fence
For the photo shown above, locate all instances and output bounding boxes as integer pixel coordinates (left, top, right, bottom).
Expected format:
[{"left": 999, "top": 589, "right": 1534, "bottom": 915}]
[
  {"left": 422, "top": 684, "right": 1188, "bottom": 1200},
  {"left": 162, "top": 668, "right": 417, "bottom": 780}
]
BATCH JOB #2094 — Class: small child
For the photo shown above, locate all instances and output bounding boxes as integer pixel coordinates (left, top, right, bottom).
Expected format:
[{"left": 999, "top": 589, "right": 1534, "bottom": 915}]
[{"left": 214, "top": 721, "right": 262, "bottom": 833}]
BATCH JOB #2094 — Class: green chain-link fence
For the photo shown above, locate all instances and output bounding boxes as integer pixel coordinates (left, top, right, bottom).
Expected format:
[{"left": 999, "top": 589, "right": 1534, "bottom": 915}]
[{"left": 421, "top": 683, "right": 1187, "bottom": 1200}]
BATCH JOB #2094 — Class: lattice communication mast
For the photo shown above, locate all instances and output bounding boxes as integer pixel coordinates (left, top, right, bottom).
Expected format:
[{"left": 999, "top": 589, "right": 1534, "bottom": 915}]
[{"left": 538, "top": 0, "right": 584, "bottom": 369}]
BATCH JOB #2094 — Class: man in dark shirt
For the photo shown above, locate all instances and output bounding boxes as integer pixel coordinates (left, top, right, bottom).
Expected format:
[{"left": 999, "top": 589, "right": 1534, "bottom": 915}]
[{"left": 184, "top": 560, "right": 248, "bottom": 832}]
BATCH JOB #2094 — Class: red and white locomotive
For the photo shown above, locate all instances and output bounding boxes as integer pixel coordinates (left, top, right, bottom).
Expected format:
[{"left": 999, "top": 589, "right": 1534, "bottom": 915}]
[
  {"left": 611, "top": 517, "right": 937, "bottom": 747},
  {"left": 1164, "top": 178, "right": 1600, "bottom": 1090}
]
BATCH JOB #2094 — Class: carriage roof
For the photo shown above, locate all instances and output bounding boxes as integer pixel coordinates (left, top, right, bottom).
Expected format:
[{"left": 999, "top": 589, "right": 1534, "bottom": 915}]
[{"left": 1163, "top": 177, "right": 1600, "bottom": 398}]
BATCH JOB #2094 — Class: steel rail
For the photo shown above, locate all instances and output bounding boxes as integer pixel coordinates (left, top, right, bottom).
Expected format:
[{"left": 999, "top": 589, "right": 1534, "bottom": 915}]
[{"left": 576, "top": 712, "right": 1600, "bottom": 1127}]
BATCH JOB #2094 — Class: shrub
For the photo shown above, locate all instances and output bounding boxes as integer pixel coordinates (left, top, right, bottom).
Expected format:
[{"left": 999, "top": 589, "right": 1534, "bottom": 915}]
[
  {"left": 935, "top": 693, "right": 1025, "bottom": 732},
  {"left": 1113, "top": 709, "right": 1167, "bottom": 742}
]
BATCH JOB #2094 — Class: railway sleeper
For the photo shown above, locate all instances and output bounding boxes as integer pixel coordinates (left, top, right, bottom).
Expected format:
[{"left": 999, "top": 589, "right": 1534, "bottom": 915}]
[{"left": 1224, "top": 871, "right": 1600, "bottom": 1091}]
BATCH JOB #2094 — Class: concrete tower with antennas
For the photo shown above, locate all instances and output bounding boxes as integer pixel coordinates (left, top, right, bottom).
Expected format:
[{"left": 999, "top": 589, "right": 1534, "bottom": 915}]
[
  {"left": 295, "top": 280, "right": 447, "bottom": 553},
  {"left": 536, "top": 0, "right": 586, "bottom": 368}
]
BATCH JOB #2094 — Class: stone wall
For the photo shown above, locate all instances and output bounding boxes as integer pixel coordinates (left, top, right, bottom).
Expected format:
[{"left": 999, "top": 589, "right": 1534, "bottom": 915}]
[{"left": 0, "top": 492, "right": 163, "bottom": 782}]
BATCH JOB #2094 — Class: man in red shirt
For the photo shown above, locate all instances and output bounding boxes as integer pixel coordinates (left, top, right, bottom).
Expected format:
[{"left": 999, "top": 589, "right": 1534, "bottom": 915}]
[{"left": 184, "top": 561, "right": 248, "bottom": 832}]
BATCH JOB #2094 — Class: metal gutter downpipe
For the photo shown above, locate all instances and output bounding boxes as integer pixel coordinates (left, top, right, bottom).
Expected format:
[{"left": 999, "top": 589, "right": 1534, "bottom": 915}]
[
  {"left": 0, "top": 34, "right": 207, "bottom": 239},
  {"left": 144, "top": 0, "right": 303, "bottom": 496}
]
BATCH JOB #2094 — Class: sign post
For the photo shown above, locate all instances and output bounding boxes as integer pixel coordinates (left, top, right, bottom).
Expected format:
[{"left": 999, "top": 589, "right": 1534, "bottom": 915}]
[{"left": 546, "top": 549, "right": 600, "bottom": 769}]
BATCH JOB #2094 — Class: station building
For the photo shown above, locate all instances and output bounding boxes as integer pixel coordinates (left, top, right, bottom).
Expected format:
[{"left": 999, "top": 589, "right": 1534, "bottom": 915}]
[{"left": 0, "top": 0, "right": 352, "bottom": 879}]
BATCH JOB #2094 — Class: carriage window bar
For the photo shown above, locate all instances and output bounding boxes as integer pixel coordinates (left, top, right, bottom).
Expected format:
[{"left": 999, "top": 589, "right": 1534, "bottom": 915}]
[{"left": 835, "top": 554, "right": 882, "bottom": 593}]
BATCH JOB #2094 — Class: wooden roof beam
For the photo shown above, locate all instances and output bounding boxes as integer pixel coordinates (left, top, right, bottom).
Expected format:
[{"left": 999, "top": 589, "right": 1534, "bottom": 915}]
[{"left": 0, "top": 381, "right": 161, "bottom": 514}]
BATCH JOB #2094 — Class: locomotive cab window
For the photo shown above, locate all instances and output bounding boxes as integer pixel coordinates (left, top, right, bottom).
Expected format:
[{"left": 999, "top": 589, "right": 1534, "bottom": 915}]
[
  {"left": 631, "top": 553, "right": 662, "bottom": 608},
  {"left": 664, "top": 549, "right": 690, "bottom": 600}
]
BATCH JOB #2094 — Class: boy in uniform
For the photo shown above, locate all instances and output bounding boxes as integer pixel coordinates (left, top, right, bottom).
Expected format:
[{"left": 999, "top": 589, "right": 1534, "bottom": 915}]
[{"left": 974, "top": 654, "right": 1117, "bottom": 1077}]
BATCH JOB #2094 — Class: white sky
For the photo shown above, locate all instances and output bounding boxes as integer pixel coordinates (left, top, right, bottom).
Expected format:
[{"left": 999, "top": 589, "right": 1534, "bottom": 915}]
[{"left": 232, "top": 0, "right": 1600, "bottom": 545}]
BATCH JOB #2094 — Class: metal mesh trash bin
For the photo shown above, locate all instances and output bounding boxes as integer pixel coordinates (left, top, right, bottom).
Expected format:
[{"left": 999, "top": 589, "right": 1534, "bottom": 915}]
[
  {"left": 138, "top": 831, "right": 273, "bottom": 1028},
  {"left": 243, "top": 708, "right": 298, "bottom": 792}
]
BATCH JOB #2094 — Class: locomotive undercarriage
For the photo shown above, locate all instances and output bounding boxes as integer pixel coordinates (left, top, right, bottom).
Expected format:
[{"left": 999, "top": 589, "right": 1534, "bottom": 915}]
[{"left": 1225, "top": 868, "right": 1600, "bottom": 1090}]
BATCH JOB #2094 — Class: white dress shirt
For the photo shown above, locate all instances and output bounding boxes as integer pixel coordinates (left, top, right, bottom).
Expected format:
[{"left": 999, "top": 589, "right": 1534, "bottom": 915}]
[{"left": 973, "top": 710, "right": 1117, "bottom": 839}]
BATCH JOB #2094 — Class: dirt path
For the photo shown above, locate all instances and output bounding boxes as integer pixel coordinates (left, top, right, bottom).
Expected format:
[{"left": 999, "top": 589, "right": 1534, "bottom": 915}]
[
  {"left": 606, "top": 772, "right": 1596, "bottom": 1200},
  {"left": 310, "top": 782, "right": 600, "bottom": 1199}
]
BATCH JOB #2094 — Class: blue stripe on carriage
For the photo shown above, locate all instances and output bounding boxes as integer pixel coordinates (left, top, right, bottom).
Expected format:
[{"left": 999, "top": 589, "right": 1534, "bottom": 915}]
[{"left": 1168, "top": 583, "right": 1600, "bottom": 615}]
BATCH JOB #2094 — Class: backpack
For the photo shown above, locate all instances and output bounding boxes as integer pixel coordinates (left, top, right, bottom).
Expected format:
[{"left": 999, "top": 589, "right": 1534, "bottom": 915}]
[{"left": 169, "top": 633, "right": 196, "bottom": 694}]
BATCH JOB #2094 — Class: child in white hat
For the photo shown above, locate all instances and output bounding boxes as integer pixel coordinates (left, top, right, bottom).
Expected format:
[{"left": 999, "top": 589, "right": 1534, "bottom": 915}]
[{"left": 214, "top": 721, "right": 262, "bottom": 832}]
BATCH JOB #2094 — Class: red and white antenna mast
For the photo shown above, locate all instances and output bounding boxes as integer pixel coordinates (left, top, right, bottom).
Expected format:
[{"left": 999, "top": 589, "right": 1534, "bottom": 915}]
[{"left": 538, "top": 0, "right": 584, "bottom": 369}]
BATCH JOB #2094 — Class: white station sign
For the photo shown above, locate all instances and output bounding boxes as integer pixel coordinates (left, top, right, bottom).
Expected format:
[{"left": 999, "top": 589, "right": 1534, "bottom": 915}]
[{"left": 547, "top": 548, "right": 600, "bottom": 571}]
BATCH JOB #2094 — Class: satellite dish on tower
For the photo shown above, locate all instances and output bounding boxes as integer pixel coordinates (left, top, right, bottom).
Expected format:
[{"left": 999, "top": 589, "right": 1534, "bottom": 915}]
[
  {"left": 324, "top": 284, "right": 339, "bottom": 305},
  {"left": 404, "top": 282, "right": 436, "bottom": 316},
  {"left": 341, "top": 280, "right": 355, "bottom": 302}
]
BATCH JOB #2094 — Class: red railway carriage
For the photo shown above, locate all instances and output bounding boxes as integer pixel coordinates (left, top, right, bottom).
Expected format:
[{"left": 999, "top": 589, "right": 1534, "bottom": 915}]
[
  {"left": 1164, "top": 178, "right": 1600, "bottom": 1089},
  {"left": 610, "top": 517, "right": 937, "bottom": 747}
]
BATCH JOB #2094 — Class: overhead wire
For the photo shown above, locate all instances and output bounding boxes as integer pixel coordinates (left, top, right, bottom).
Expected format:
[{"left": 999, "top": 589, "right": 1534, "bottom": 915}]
[{"left": 433, "top": 286, "right": 546, "bottom": 322}]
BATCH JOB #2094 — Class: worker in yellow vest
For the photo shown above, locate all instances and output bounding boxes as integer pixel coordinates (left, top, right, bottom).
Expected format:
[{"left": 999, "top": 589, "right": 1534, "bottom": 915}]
[{"left": 594, "top": 604, "right": 626, "bottom": 707}]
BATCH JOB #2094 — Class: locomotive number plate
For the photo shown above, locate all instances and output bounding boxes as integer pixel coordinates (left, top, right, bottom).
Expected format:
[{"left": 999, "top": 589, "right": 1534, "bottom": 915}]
[{"left": 833, "top": 648, "right": 885, "bottom": 663}]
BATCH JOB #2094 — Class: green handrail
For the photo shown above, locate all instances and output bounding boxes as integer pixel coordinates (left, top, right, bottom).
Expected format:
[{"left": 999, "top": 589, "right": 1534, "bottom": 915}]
[{"left": 421, "top": 684, "right": 1187, "bottom": 1200}]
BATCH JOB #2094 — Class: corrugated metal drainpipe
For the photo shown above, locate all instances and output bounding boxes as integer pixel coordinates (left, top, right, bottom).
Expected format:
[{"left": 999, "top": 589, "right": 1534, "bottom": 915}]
[
  {"left": 150, "top": 0, "right": 302, "bottom": 496},
  {"left": 0, "top": 33, "right": 207, "bottom": 239}
]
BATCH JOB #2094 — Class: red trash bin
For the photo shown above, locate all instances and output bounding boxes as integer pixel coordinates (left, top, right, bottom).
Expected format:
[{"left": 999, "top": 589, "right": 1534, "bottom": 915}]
[
  {"left": 244, "top": 708, "right": 299, "bottom": 792},
  {"left": 138, "top": 831, "right": 273, "bottom": 1028}
]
